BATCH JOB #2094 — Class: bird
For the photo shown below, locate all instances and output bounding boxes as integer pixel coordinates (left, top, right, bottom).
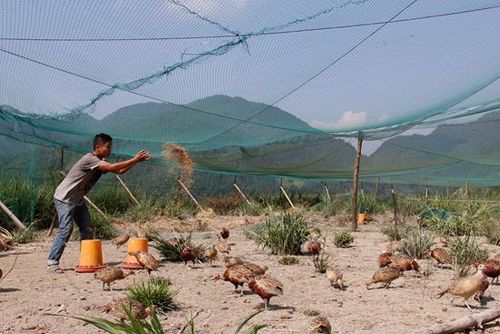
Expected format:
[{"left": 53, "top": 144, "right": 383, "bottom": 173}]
[
  {"left": 378, "top": 251, "right": 393, "bottom": 267},
  {"left": 94, "top": 267, "right": 134, "bottom": 291},
  {"left": 310, "top": 316, "right": 332, "bottom": 334},
  {"left": 102, "top": 297, "right": 154, "bottom": 321},
  {"left": 326, "top": 268, "right": 344, "bottom": 289},
  {"left": 437, "top": 264, "right": 487, "bottom": 311},
  {"left": 204, "top": 245, "right": 218, "bottom": 266},
  {"left": 215, "top": 241, "right": 232, "bottom": 254},
  {"left": 220, "top": 227, "right": 229, "bottom": 240},
  {"left": 224, "top": 256, "right": 244, "bottom": 268},
  {"left": 429, "top": 248, "right": 452, "bottom": 267},
  {"left": 474, "top": 274, "right": 490, "bottom": 304},
  {"left": 472, "top": 260, "right": 500, "bottom": 284},
  {"left": 128, "top": 251, "right": 158, "bottom": 276},
  {"left": 248, "top": 275, "right": 284, "bottom": 310},
  {"left": 0, "top": 268, "right": 2, "bottom": 280},
  {"left": 111, "top": 230, "right": 131, "bottom": 249},
  {"left": 389, "top": 257, "right": 420, "bottom": 273},
  {"left": 242, "top": 262, "right": 268, "bottom": 275},
  {"left": 223, "top": 264, "right": 256, "bottom": 296},
  {"left": 301, "top": 240, "right": 322, "bottom": 255},
  {"left": 366, "top": 267, "right": 402, "bottom": 289},
  {"left": 181, "top": 246, "right": 200, "bottom": 267}
]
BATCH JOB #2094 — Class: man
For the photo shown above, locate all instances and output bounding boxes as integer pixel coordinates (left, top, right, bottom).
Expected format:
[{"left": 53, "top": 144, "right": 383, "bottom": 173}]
[{"left": 47, "top": 133, "right": 151, "bottom": 273}]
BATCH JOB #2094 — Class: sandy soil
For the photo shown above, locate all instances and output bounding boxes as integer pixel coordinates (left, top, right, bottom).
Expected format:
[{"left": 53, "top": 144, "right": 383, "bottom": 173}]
[{"left": 1, "top": 214, "right": 500, "bottom": 334}]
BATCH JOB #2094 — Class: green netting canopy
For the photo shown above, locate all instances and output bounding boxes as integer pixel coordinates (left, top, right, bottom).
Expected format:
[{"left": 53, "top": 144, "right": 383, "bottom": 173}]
[{"left": 1, "top": 1, "right": 500, "bottom": 186}]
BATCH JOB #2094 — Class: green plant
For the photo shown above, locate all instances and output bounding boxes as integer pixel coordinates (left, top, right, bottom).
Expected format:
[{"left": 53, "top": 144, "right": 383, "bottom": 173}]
[
  {"left": 380, "top": 225, "right": 403, "bottom": 241},
  {"left": 252, "top": 211, "right": 310, "bottom": 255},
  {"left": 333, "top": 231, "right": 353, "bottom": 248},
  {"left": 151, "top": 232, "right": 205, "bottom": 262},
  {"left": 429, "top": 202, "right": 492, "bottom": 236},
  {"left": 202, "top": 193, "right": 245, "bottom": 215},
  {"left": 312, "top": 253, "right": 332, "bottom": 273},
  {"left": 312, "top": 194, "right": 345, "bottom": 217},
  {"left": 400, "top": 227, "right": 434, "bottom": 259},
  {"left": 12, "top": 225, "right": 38, "bottom": 244},
  {"left": 481, "top": 219, "right": 500, "bottom": 245},
  {"left": 357, "top": 195, "right": 387, "bottom": 215},
  {"left": 126, "top": 277, "right": 177, "bottom": 313},
  {"left": 302, "top": 309, "right": 321, "bottom": 317},
  {"left": 120, "top": 198, "right": 163, "bottom": 223},
  {"left": 163, "top": 197, "right": 197, "bottom": 219},
  {"left": 278, "top": 256, "right": 299, "bottom": 265},
  {"left": 91, "top": 212, "right": 117, "bottom": 240},
  {"left": 449, "top": 236, "right": 489, "bottom": 277},
  {"left": 93, "top": 186, "right": 132, "bottom": 215}
]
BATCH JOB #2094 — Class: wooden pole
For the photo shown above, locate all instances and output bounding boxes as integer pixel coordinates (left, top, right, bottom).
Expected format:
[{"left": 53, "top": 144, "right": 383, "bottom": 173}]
[
  {"left": 324, "top": 184, "right": 331, "bottom": 201},
  {"left": 425, "top": 186, "right": 429, "bottom": 199},
  {"left": 373, "top": 176, "right": 380, "bottom": 199},
  {"left": 415, "top": 308, "right": 500, "bottom": 334},
  {"left": 115, "top": 175, "right": 140, "bottom": 206},
  {"left": 279, "top": 186, "right": 295, "bottom": 209},
  {"left": 0, "top": 199, "right": 26, "bottom": 230},
  {"left": 391, "top": 184, "right": 398, "bottom": 226},
  {"left": 178, "top": 179, "right": 204, "bottom": 211},
  {"left": 351, "top": 136, "right": 363, "bottom": 232},
  {"left": 233, "top": 183, "right": 251, "bottom": 205}
]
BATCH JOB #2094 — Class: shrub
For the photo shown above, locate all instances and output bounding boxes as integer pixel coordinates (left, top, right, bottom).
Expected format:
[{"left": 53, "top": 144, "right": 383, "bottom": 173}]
[
  {"left": 429, "top": 202, "right": 492, "bottom": 236},
  {"left": 449, "top": 236, "right": 489, "bottom": 277},
  {"left": 358, "top": 195, "right": 387, "bottom": 215},
  {"left": 202, "top": 193, "right": 245, "bottom": 215},
  {"left": 380, "top": 225, "right": 404, "bottom": 241},
  {"left": 312, "top": 253, "right": 332, "bottom": 274},
  {"left": 400, "top": 227, "right": 434, "bottom": 259},
  {"left": 333, "top": 231, "right": 353, "bottom": 248},
  {"left": 481, "top": 219, "right": 500, "bottom": 245},
  {"left": 278, "top": 256, "right": 299, "bottom": 265},
  {"left": 12, "top": 225, "right": 38, "bottom": 244},
  {"left": 121, "top": 197, "right": 163, "bottom": 222},
  {"left": 126, "top": 277, "right": 177, "bottom": 313},
  {"left": 151, "top": 232, "right": 205, "bottom": 262},
  {"left": 92, "top": 186, "right": 131, "bottom": 214},
  {"left": 163, "top": 197, "right": 197, "bottom": 219},
  {"left": 91, "top": 212, "right": 117, "bottom": 240},
  {"left": 253, "top": 211, "right": 310, "bottom": 255}
]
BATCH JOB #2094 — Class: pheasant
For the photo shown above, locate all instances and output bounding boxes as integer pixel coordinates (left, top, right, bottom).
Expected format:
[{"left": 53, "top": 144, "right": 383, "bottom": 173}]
[
  {"left": 204, "top": 245, "right": 218, "bottom": 266},
  {"left": 128, "top": 251, "right": 158, "bottom": 276},
  {"left": 181, "top": 246, "right": 200, "bottom": 267},
  {"left": 111, "top": 230, "right": 131, "bottom": 249},
  {"left": 94, "top": 267, "right": 134, "bottom": 291},
  {"left": 301, "top": 240, "right": 322, "bottom": 255},
  {"left": 310, "top": 316, "right": 332, "bottom": 334},
  {"left": 389, "top": 257, "right": 420, "bottom": 273},
  {"left": 223, "top": 264, "right": 256, "bottom": 295},
  {"left": 215, "top": 241, "right": 232, "bottom": 255},
  {"left": 474, "top": 274, "right": 490, "bottom": 304},
  {"left": 326, "top": 268, "right": 344, "bottom": 289},
  {"left": 429, "top": 248, "right": 452, "bottom": 267},
  {"left": 248, "top": 275, "right": 284, "bottom": 310},
  {"left": 220, "top": 227, "right": 229, "bottom": 240},
  {"left": 242, "top": 262, "right": 268, "bottom": 275},
  {"left": 378, "top": 251, "right": 393, "bottom": 267},
  {"left": 438, "top": 264, "right": 487, "bottom": 311},
  {"left": 472, "top": 260, "right": 500, "bottom": 284},
  {"left": 366, "top": 267, "right": 402, "bottom": 289},
  {"left": 224, "top": 256, "right": 244, "bottom": 268}
]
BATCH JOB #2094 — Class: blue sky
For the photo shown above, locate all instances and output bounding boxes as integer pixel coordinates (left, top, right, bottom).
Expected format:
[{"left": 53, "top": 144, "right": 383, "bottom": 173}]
[{"left": 1, "top": 0, "right": 500, "bottom": 142}]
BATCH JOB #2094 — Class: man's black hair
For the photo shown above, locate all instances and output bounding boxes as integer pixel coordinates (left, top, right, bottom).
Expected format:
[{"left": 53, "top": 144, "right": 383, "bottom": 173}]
[{"left": 93, "top": 133, "right": 113, "bottom": 149}]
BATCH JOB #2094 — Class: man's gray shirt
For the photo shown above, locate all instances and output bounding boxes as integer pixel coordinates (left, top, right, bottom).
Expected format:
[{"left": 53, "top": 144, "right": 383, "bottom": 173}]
[{"left": 54, "top": 153, "right": 104, "bottom": 204}]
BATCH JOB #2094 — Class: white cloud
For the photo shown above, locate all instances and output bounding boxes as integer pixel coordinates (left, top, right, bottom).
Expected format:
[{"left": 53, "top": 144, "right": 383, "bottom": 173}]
[{"left": 309, "top": 110, "right": 368, "bottom": 130}]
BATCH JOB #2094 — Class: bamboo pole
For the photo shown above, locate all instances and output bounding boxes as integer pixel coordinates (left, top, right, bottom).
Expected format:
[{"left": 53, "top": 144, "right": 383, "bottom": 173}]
[
  {"left": 279, "top": 186, "right": 295, "bottom": 209},
  {"left": 233, "top": 183, "right": 251, "bottom": 205},
  {"left": 390, "top": 184, "right": 398, "bottom": 226},
  {"left": 115, "top": 174, "right": 140, "bottom": 206},
  {"left": 178, "top": 179, "right": 204, "bottom": 211},
  {"left": 373, "top": 176, "right": 380, "bottom": 198},
  {"left": 415, "top": 308, "right": 500, "bottom": 334},
  {"left": 0, "top": 199, "right": 26, "bottom": 230},
  {"left": 351, "top": 136, "right": 363, "bottom": 232},
  {"left": 324, "top": 184, "right": 331, "bottom": 201},
  {"left": 425, "top": 186, "right": 429, "bottom": 199}
]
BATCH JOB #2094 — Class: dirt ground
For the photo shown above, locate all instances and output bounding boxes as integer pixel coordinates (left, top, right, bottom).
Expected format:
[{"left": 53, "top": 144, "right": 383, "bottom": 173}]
[{"left": 1, "top": 214, "right": 500, "bottom": 334}]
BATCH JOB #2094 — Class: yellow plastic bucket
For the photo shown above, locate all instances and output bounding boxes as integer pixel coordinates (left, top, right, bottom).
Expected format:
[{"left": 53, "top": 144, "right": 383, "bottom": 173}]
[
  {"left": 122, "top": 237, "right": 149, "bottom": 269},
  {"left": 75, "top": 239, "right": 106, "bottom": 273}
]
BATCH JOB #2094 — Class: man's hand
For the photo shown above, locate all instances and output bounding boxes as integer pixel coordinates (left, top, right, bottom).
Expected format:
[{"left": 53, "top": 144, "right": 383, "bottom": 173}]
[{"left": 135, "top": 150, "right": 151, "bottom": 162}]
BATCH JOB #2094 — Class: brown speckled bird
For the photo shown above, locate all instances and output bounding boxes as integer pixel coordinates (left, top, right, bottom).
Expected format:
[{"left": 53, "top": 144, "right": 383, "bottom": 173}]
[
  {"left": 326, "top": 268, "right": 344, "bottom": 289},
  {"left": 378, "top": 251, "right": 393, "bottom": 267},
  {"left": 112, "top": 230, "right": 131, "bottom": 249},
  {"left": 310, "top": 316, "right": 332, "bottom": 334},
  {"left": 128, "top": 251, "right": 158, "bottom": 276},
  {"left": 389, "top": 256, "right": 420, "bottom": 273},
  {"left": 220, "top": 227, "right": 229, "bottom": 240},
  {"left": 438, "top": 264, "right": 487, "bottom": 311},
  {"left": 102, "top": 297, "right": 154, "bottom": 321},
  {"left": 301, "top": 240, "right": 322, "bottom": 255},
  {"left": 243, "top": 262, "right": 268, "bottom": 275},
  {"left": 215, "top": 241, "right": 232, "bottom": 254},
  {"left": 94, "top": 267, "right": 134, "bottom": 290},
  {"left": 248, "top": 275, "right": 284, "bottom": 310},
  {"left": 224, "top": 256, "right": 244, "bottom": 268},
  {"left": 181, "top": 246, "right": 199, "bottom": 267},
  {"left": 474, "top": 274, "right": 490, "bottom": 304},
  {"left": 429, "top": 248, "right": 452, "bottom": 267},
  {"left": 204, "top": 245, "right": 218, "bottom": 266},
  {"left": 223, "top": 264, "right": 256, "bottom": 295},
  {"left": 472, "top": 260, "right": 500, "bottom": 284},
  {"left": 366, "top": 267, "right": 402, "bottom": 289}
]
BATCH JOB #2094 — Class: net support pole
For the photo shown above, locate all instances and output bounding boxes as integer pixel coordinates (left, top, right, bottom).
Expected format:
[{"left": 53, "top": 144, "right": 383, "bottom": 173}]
[
  {"left": 324, "top": 184, "right": 331, "bottom": 201},
  {"left": 373, "top": 176, "right": 380, "bottom": 199},
  {"left": 391, "top": 184, "right": 399, "bottom": 226},
  {"left": 178, "top": 179, "right": 204, "bottom": 211},
  {"left": 280, "top": 186, "right": 295, "bottom": 209},
  {"left": 115, "top": 175, "right": 140, "bottom": 206},
  {"left": 425, "top": 186, "right": 429, "bottom": 199},
  {"left": 233, "top": 183, "right": 251, "bottom": 205},
  {"left": 351, "top": 135, "right": 363, "bottom": 232},
  {"left": 0, "top": 199, "right": 26, "bottom": 230}
]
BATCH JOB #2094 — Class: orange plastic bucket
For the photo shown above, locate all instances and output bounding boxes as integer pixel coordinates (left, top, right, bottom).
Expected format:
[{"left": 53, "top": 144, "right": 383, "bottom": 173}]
[
  {"left": 122, "top": 237, "right": 149, "bottom": 269},
  {"left": 75, "top": 239, "right": 106, "bottom": 273},
  {"left": 357, "top": 213, "right": 369, "bottom": 224}
]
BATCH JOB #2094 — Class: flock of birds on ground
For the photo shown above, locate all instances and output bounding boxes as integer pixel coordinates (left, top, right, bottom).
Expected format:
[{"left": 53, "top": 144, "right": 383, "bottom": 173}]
[{"left": 86, "top": 225, "right": 500, "bottom": 332}]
